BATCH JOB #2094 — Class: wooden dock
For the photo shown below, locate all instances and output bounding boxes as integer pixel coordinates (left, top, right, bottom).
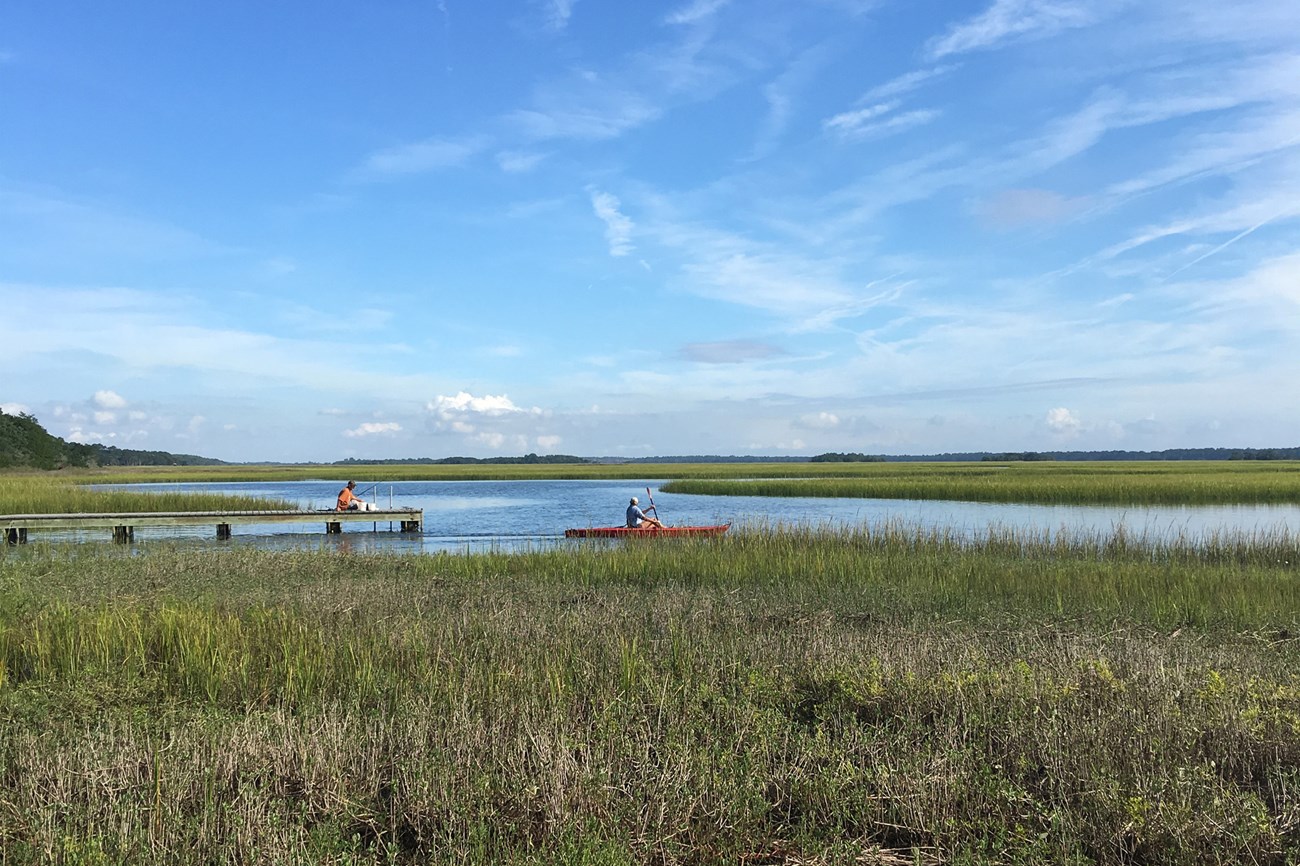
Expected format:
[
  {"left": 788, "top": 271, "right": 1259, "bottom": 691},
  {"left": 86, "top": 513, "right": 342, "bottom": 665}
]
[{"left": 0, "top": 508, "right": 423, "bottom": 544}]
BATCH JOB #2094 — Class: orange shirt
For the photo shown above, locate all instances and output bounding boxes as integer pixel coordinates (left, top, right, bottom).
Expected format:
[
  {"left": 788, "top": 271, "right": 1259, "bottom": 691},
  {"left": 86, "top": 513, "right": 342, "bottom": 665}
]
[{"left": 337, "top": 488, "right": 357, "bottom": 510}]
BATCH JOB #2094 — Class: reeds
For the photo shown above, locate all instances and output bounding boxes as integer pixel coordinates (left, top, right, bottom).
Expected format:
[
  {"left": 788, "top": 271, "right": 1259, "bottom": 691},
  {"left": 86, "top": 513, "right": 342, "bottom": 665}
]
[
  {"left": 663, "top": 460, "right": 1300, "bottom": 505},
  {"left": 3, "top": 475, "right": 298, "bottom": 515},
  {"left": 1, "top": 527, "right": 1298, "bottom": 863}
]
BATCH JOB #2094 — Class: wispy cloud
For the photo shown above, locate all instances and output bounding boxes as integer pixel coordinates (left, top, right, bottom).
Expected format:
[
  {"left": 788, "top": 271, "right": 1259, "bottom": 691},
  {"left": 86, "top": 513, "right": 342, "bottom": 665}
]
[
  {"left": 353, "top": 135, "right": 488, "bottom": 179},
  {"left": 2, "top": 284, "right": 452, "bottom": 403},
  {"left": 665, "top": 0, "right": 731, "bottom": 26},
  {"left": 975, "top": 188, "right": 1089, "bottom": 228},
  {"left": 589, "top": 189, "right": 634, "bottom": 256},
  {"left": 822, "top": 65, "right": 951, "bottom": 142},
  {"left": 858, "top": 65, "right": 958, "bottom": 103},
  {"left": 540, "top": 0, "right": 577, "bottom": 32},
  {"left": 496, "top": 150, "right": 548, "bottom": 173},
  {"left": 825, "top": 106, "right": 940, "bottom": 141},
  {"left": 509, "top": 84, "right": 661, "bottom": 141},
  {"left": 926, "top": 0, "right": 1103, "bottom": 60},
  {"left": 680, "top": 340, "right": 786, "bottom": 363},
  {"left": 0, "top": 185, "right": 230, "bottom": 260},
  {"left": 750, "top": 43, "right": 837, "bottom": 159},
  {"left": 681, "top": 249, "right": 857, "bottom": 321},
  {"left": 1097, "top": 156, "right": 1300, "bottom": 265}
]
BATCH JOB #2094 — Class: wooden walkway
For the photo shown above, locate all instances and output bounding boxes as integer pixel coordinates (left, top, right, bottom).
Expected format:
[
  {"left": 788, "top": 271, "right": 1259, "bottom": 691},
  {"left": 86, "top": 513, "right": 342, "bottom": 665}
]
[{"left": 0, "top": 508, "right": 423, "bottom": 544}]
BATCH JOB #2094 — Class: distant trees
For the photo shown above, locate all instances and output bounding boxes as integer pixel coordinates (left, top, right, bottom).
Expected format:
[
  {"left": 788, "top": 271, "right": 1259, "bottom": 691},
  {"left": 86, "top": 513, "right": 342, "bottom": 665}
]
[
  {"left": 810, "top": 452, "right": 885, "bottom": 463},
  {"left": 0, "top": 410, "right": 84, "bottom": 469},
  {"left": 0, "top": 409, "right": 223, "bottom": 469},
  {"left": 335, "top": 453, "right": 591, "bottom": 465}
]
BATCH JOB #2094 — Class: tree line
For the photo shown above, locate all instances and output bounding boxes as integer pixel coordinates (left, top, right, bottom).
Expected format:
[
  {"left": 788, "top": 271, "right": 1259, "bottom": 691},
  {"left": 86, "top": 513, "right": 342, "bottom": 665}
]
[{"left": 0, "top": 410, "right": 223, "bottom": 469}]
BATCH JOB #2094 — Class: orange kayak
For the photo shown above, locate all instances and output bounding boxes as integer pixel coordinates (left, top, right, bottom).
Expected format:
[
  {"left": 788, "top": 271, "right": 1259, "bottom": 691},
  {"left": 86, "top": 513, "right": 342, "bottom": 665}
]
[{"left": 564, "top": 524, "right": 731, "bottom": 539}]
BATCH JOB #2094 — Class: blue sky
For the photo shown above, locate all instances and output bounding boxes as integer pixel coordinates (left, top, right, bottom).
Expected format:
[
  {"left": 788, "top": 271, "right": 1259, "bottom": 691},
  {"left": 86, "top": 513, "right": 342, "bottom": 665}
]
[{"left": 3, "top": 0, "right": 1299, "bottom": 462}]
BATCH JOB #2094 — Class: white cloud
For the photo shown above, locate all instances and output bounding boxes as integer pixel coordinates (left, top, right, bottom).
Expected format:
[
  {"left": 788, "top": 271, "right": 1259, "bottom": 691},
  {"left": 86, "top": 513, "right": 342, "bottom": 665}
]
[
  {"left": 93, "top": 411, "right": 116, "bottom": 425},
  {"left": 344, "top": 421, "right": 403, "bottom": 438},
  {"left": 799, "top": 412, "right": 841, "bottom": 429},
  {"left": 1046, "top": 407, "right": 1082, "bottom": 434},
  {"left": 93, "top": 390, "right": 127, "bottom": 409},
  {"left": 1, "top": 402, "right": 29, "bottom": 415},
  {"left": 428, "top": 391, "right": 535, "bottom": 417},
  {"left": 536, "top": 435, "right": 563, "bottom": 449},
  {"left": 589, "top": 189, "right": 634, "bottom": 256}
]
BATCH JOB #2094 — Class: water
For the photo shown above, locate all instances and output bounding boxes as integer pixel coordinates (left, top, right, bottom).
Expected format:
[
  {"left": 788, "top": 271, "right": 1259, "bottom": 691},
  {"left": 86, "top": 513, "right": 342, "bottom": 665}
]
[{"left": 60, "top": 478, "right": 1300, "bottom": 554}]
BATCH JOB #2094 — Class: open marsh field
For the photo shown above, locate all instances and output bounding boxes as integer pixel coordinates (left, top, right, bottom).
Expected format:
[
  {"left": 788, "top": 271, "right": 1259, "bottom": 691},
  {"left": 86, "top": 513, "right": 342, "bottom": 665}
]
[
  {"left": 2, "top": 523, "right": 1299, "bottom": 865},
  {"left": 2, "top": 464, "right": 1299, "bottom": 863}
]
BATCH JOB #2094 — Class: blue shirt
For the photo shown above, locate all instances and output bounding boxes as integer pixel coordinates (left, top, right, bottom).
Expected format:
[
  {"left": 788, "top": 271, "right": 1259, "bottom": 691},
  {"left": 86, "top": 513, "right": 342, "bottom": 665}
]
[{"left": 627, "top": 504, "right": 646, "bottom": 527}]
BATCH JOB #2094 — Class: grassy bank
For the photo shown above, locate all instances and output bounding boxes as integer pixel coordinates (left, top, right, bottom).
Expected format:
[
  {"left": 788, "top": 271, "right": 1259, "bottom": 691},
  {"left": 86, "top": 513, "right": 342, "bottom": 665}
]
[
  {"left": 3, "top": 475, "right": 297, "bottom": 515},
  {"left": 1, "top": 527, "right": 1298, "bottom": 864},
  {"left": 662, "top": 461, "right": 1300, "bottom": 505}
]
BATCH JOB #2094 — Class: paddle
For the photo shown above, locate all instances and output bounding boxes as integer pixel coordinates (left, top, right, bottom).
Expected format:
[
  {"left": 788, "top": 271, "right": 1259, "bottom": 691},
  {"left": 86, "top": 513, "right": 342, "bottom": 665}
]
[{"left": 645, "top": 486, "right": 664, "bottom": 527}]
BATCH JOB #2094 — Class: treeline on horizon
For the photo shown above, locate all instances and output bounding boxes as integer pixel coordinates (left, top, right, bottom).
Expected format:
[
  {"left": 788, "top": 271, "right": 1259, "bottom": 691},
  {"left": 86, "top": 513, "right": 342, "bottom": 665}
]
[
  {"left": 334, "top": 453, "right": 591, "bottom": 465},
  {"left": 616, "top": 448, "right": 1300, "bottom": 463},
  {"left": 4, "top": 409, "right": 1298, "bottom": 469},
  {"left": 0, "top": 410, "right": 223, "bottom": 470}
]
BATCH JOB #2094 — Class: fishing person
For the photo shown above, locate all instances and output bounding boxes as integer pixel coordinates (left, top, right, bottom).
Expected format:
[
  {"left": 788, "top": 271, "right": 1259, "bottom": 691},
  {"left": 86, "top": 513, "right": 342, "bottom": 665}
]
[
  {"left": 336, "top": 480, "right": 376, "bottom": 512},
  {"left": 626, "top": 495, "right": 664, "bottom": 530}
]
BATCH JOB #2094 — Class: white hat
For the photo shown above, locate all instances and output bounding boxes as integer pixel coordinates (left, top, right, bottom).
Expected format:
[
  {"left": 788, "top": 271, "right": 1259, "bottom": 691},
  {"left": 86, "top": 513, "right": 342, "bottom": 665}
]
[{"left": 630, "top": 497, "right": 639, "bottom": 504}]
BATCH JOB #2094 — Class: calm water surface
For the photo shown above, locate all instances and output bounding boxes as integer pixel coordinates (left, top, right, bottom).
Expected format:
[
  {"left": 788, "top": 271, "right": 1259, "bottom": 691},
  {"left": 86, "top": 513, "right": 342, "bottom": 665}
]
[{"left": 72, "top": 478, "right": 1300, "bottom": 554}]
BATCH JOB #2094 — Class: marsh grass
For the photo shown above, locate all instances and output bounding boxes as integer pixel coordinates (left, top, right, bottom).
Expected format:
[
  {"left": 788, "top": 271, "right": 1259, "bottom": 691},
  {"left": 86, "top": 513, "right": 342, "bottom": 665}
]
[
  {"left": 1, "top": 526, "right": 1299, "bottom": 864},
  {"left": 663, "top": 460, "right": 1300, "bottom": 505},
  {"left": 3, "top": 475, "right": 298, "bottom": 515},
  {"left": 55, "top": 459, "right": 1300, "bottom": 505}
]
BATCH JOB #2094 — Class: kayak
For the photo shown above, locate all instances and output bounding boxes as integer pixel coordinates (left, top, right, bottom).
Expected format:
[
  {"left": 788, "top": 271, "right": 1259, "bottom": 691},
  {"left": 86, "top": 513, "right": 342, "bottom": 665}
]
[{"left": 564, "top": 524, "right": 731, "bottom": 539}]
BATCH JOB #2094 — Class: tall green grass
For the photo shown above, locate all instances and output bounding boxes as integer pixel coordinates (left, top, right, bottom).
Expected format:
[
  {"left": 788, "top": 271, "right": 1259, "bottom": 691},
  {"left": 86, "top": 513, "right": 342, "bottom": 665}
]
[
  {"left": 1, "top": 528, "right": 1298, "bottom": 863},
  {"left": 3, "top": 475, "right": 297, "bottom": 515}
]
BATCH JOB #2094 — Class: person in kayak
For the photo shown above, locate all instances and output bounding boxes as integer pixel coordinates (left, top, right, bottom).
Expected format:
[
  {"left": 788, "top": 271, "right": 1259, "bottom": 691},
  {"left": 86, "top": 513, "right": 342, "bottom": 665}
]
[
  {"left": 337, "top": 481, "right": 376, "bottom": 511},
  {"left": 626, "top": 496, "right": 664, "bottom": 529}
]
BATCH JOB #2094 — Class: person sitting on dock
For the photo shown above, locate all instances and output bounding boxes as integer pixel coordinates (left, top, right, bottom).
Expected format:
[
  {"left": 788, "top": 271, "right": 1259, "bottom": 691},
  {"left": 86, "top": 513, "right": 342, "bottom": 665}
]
[
  {"left": 337, "top": 481, "right": 376, "bottom": 512},
  {"left": 626, "top": 496, "right": 664, "bottom": 530}
]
